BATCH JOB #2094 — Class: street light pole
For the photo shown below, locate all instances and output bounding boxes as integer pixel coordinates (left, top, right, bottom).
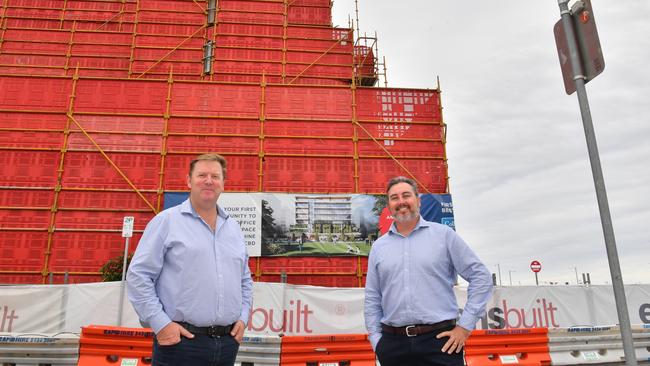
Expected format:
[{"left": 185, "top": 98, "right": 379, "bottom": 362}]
[
  {"left": 574, "top": 267, "right": 580, "bottom": 284},
  {"left": 509, "top": 270, "right": 515, "bottom": 286}
]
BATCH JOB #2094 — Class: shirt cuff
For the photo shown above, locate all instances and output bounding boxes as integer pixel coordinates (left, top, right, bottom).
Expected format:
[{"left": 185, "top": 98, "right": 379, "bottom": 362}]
[
  {"left": 239, "top": 310, "right": 250, "bottom": 327},
  {"left": 149, "top": 311, "right": 172, "bottom": 334},
  {"left": 458, "top": 311, "right": 479, "bottom": 331},
  {"left": 368, "top": 332, "right": 381, "bottom": 351}
]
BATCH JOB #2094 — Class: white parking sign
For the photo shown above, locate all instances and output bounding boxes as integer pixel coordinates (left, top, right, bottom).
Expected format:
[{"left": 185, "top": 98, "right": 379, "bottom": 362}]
[{"left": 122, "top": 216, "right": 134, "bottom": 238}]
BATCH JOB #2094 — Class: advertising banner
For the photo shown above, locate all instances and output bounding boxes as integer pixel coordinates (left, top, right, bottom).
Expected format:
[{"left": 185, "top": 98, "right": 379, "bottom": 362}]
[
  {"left": 163, "top": 192, "right": 454, "bottom": 257},
  {"left": 2, "top": 282, "right": 650, "bottom": 336},
  {"left": 0, "top": 286, "right": 65, "bottom": 333}
]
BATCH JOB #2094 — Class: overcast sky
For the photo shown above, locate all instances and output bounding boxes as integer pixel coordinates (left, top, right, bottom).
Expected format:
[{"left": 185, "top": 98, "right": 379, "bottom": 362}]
[{"left": 332, "top": 1, "right": 650, "bottom": 285}]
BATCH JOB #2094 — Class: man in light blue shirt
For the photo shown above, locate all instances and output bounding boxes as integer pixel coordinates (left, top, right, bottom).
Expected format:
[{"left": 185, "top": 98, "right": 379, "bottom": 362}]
[
  {"left": 365, "top": 176, "right": 492, "bottom": 366},
  {"left": 127, "top": 153, "right": 253, "bottom": 366}
]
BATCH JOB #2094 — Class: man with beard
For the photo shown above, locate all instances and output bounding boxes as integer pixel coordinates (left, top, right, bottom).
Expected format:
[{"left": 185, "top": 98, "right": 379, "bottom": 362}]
[{"left": 364, "top": 176, "right": 492, "bottom": 366}]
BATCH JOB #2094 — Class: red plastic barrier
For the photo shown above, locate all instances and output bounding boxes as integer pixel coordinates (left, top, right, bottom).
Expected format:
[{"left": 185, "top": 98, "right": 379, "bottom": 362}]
[
  {"left": 464, "top": 328, "right": 551, "bottom": 366},
  {"left": 280, "top": 334, "right": 375, "bottom": 366},
  {"left": 77, "top": 325, "right": 154, "bottom": 366}
]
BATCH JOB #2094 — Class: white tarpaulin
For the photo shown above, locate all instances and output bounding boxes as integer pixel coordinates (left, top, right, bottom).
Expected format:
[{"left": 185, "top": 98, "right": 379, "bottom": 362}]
[{"left": 1, "top": 282, "right": 649, "bottom": 335}]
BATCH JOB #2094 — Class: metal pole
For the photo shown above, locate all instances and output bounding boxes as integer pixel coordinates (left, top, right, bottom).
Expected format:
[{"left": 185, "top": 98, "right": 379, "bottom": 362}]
[
  {"left": 497, "top": 263, "right": 502, "bottom": 286},
  {"left": 202, "top": 41, "right": 213, "bottom": 75},
  {"left": 574, "top": 267, "right": 580, "bottom": 284},
  {"left": 509, "top": 270, "right": 512, "bottom": 286},
  {"left": 534, "top": 272, "right": 538, "bottom": 286},
  {"left": 557, "top": 1, "right": 637, "bottom": 364},
  {"left": 206, "top": 0, "right": 216, "bottom": 26},
  {"left": 117, "top": 236, "right": 130, "bottom": 326}
]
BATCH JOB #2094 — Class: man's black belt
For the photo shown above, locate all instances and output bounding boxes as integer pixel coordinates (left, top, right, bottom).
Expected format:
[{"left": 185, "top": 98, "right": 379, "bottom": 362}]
[
  {"left": 381, "top": 319, "right": 456, "bottom": 337},
  {"left": 177, "top": 321, "right": 234, "bottom": 338}
]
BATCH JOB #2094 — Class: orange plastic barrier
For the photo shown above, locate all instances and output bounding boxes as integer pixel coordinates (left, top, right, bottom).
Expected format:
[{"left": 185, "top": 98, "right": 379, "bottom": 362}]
[
  {"left": 280, "top": 334, "right": 375, "bottom": 366},
  {"left": 464, "top": 328, "right": 551, "bottom": 366},
  {"left": 77, "top": 325, "right": 154, "bottom": 366}
]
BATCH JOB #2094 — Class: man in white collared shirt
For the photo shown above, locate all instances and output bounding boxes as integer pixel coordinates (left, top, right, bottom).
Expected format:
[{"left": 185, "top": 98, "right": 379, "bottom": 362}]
[
  {"left": 128, "top": 153, "right": 253, "bottom": 366},
  {"left": 364, "top": 176, "right": 492, "bottom": 366}
]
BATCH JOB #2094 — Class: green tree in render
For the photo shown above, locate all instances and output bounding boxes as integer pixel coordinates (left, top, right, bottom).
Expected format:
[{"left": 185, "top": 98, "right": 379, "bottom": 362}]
[
  {"left": 372, "top": 195, "right": 387, "bottom": 216},
  {"left": 261, "top": 199, "right": 276, "bottom": 243}
]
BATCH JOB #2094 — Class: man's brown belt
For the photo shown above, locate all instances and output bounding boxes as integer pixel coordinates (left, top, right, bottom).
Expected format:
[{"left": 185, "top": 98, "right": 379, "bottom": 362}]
[{"left": 381, "top": 319, "right": 456, "bottom": 337}]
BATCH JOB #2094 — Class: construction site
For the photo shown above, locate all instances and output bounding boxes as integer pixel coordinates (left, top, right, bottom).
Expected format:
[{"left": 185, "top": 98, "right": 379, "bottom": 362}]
[
  {"left": 2, "top": 0, "right": 649, "bottom": 365},
  {"left": 0, "top": 0, "right": 446, "bottom": 285}
]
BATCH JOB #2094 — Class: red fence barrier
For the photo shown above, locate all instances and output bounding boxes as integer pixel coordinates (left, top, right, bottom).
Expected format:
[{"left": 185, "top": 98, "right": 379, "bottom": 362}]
[
  {"left": 77, "top": 325, "right": 154, "bottom": 366},
  {"left": 465, "top": 328, "right": 552, "bottom": 366},
  {"left": 280, "top": 334, "right": 375, "bottom": 366}
]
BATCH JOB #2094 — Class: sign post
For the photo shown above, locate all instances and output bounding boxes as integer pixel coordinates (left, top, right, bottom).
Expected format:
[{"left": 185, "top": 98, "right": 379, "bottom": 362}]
[
  {"left": 555, "top": 1, "right": 636, "bottom": 364},
  {"left": 117, "top": 216, "right": 134, "bottom": 326},
  {"left": 553, "top": 0, "right": 605, "bottom": 95},
  {"left": 530, "top": 260, "right": 541, "bottom": 286}
]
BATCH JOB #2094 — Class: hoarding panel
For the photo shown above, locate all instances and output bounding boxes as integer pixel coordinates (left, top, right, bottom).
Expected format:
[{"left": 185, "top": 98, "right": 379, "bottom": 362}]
[
  {"left": 356, "top": 88, "right": 441, "bottom": 122},
  {"left": 265, "top": 86, "right": 352, "bottom": 119},
  {"left": 0, "top": 230, "right": 47, "bottom": 272},
  {"left": 74, "top": 79, "right": 167, "bottom": 114},
  {"left": 263, "top": 157, "right": 355, "bottom": 193},
  {"left": 61, "top": 152, "right": 161, "bottom": 189},
  {"left": 171, "top": 83, "right": 260, "bottom": 117},
  {"left": 357, "top": 158, "right": 447, "bottom": 194},
  {"left": 0, "top": 76, "right": 71, "bottom": 110},
  {"left": 48, "top": 232, "right": 144, "bottom": 273},
  {"left": 0, "top": 151, "right": 60, "bottom": 187},
  {"left": 265, "top": 119, "right": 352, "bottom": 138},
  {"left": 57, "top": 191, "right": 158, "bottom": 211}
]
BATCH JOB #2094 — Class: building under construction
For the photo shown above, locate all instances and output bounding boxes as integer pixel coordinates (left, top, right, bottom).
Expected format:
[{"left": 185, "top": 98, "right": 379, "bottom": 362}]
[{"left": 0, "top": 0, "right": 448, "bottom": 285}]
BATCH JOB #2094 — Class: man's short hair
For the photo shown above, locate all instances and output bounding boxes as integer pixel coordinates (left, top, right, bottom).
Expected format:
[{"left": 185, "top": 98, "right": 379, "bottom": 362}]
[
  {"left": 386, "top": 176, "right": 419, "bottom": 196},
  {"left": 189, "top": 153, "right": 227, "bottom": 179}
]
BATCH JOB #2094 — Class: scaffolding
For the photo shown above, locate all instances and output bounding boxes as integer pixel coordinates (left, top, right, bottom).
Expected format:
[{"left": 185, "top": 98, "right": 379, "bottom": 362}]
[{"left": 0, "top": 0, "right": 447, "bottom": 285}]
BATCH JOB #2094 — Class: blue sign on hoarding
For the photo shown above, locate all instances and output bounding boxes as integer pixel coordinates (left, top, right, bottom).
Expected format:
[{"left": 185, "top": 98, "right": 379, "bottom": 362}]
[
  {"left": 420, "top": 194, "right": 455, "bottom": 230},
  {"left": 163, "top": 192, "right": 189, "bottom": 210}
]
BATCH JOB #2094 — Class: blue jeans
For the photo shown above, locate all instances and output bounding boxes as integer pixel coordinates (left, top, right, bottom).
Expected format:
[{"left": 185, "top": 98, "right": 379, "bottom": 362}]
[
  {"left": 376, "top": 331, "right": 464, "bottom": 366},
  {"left": 152, "top": 334, "right": 239, "bottom": 366}
]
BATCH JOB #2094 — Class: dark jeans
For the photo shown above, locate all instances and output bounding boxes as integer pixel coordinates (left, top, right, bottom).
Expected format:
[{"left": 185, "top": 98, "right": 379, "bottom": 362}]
[
  {"left": 152, "top": 334, "right": 239, "bottom": 366},
  {"left": 376, "top": 330, "right": 464, "bottom": 366}
]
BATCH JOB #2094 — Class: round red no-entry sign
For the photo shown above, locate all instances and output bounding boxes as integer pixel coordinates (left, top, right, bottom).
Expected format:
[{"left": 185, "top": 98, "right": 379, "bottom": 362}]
[{"left": 530, "top": 260, "right": 542, "bottom": 273}]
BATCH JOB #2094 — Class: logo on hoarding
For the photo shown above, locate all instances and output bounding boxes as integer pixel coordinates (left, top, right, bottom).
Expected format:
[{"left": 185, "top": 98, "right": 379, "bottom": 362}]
[
  {"left": 477, "top": 298, "right": 560, "bottom": 329},
  {"left": 0, "top": 306, "right": 18, "bottom": 332},
  {"left": 378, "top": 207, "right": 394, "bottom": 235},
  {"left": 441, "top": 217, "right": 455, "bottom": 229},
  {"left": 247, "top": 299, "right": 314, "bottom": 334},
  {"left": 335, "top": 304, "right": 346, "bottom": 316}
]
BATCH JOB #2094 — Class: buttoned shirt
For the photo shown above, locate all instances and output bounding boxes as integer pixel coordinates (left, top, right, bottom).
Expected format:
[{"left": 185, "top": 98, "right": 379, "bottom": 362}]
[
  {"left": 364, "top": 217, "right": 492, "bottom": 349},
  {"left": 127, "top": 198, "right": 253, "bottom": 333}
]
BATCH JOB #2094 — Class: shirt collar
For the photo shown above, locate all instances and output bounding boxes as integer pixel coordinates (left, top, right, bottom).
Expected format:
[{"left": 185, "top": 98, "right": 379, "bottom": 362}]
[
  {"left": 181, "top": 198, "right": 229, "bottom": 219},
  {"left": 388, "top": 215, "right": 431, "bottom": 236}
]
